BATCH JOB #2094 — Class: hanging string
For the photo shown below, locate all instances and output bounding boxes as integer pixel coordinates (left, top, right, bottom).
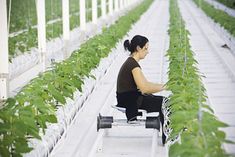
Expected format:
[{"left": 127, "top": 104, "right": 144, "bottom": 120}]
[
  {"left": 27, "top": 0, "right": 31, "bottom": 29},
  {"left": 77, "top": 0, "right": 79, "bottom": 27},
  {"left": 57, "top": 0, "right": 61, "bottom": 38},
  {"left": 198, "top": 83, "right": 208, "bottom": 148},
  {"left": 179, "top": 14, "right": 185, "bottom": 77},
  {"left": 54, "top": 0, "right": 57, "bottom": 38},
  {"left": 51, "top": 0, "right": 54, "bottom": 38},
  {"left": 177, "top": 1, "right": 183, "bottom": 77},
  {"left": 198, "top": 86, "right": 202, "bottom": 130},
  {"left": 182, "top": 18, "right": 187, "bottom": 77},
  {"left": 27, "top": 0, "right": 31, "bottom": 50},
  {"left": 7, "top": 0, "right": 12, "bottom": 34}
]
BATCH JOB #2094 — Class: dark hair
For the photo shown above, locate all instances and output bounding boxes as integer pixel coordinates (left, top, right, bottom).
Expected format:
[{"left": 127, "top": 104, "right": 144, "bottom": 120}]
[{"left": 124, "top": 35, "right": 149, "bottom": 54}]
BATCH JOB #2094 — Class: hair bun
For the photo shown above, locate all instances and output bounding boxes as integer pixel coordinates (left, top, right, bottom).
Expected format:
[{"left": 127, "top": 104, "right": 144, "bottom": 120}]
[{"left": 123, "top": 39, "right": 131, "bottom": 52}]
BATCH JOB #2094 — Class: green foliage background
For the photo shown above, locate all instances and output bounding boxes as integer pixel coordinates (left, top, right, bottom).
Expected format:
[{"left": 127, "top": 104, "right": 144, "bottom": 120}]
[
  {"left": 7, "top": 0, "right": 96, "bottom": 57},
  {"left": 216, "top": 0, "right": 235, "bottom": 9},
  {"left": 167, "top": 0, "right": 232, "bottom": 156},
  {"left": 193, "top": 0, "right": 235, "bottom": 37},
  {"left": 0, "top": 0, "right": 153, "bottom": 156}
]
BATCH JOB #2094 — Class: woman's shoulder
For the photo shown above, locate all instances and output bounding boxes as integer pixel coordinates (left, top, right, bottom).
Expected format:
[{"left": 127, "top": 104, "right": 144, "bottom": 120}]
[
  {"left": 128, "top": 57, "right": 140, "bottom": 68},
  {"left": 120, "top": 57, "right": 140, "bottom": 71},
  {"left": 126, "top": 57, "right": 138, "bottom": 64}
]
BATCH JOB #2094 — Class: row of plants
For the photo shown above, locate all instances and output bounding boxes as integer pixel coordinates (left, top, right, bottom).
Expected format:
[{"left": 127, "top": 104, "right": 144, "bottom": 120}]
[
  {"left": 7, "top": 0, "right": 96, "bottom": 33},
  {"left": 166, "top": 0, "right": 232, "bottom": 156},
  {"left": 7, "top": 0, "right": 102, "bottom": 58},
  {"left": 216, "top": 0, "right": 235, "bottom": 9},
  {"left": 0, "top": 0, "right": 153, "bottom": 156},
  {"left": 193, "top": 0, "right": 235, "bottom": 37}
]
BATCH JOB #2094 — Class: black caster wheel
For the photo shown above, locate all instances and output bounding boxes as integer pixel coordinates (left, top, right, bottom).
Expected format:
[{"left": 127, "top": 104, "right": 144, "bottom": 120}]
[{"left": 97, "top": 113, "right": 113, "bottom": 131}]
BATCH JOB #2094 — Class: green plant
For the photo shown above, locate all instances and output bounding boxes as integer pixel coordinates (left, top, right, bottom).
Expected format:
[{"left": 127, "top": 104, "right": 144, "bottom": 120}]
[
  {"left": 0, "top": 0, "right": 154, "bottom": 156},
  {"left": 166, "top": 0, "right": 232, "bottom": 156},
  {"left": 193, "top": 0, "right": 235, "bottom": 37},
  {"left": 216, "top": 0, "right": 235, "bottom": 9},
  {"left": 8, "top": 0, "right": 94, "bottom": 58}
]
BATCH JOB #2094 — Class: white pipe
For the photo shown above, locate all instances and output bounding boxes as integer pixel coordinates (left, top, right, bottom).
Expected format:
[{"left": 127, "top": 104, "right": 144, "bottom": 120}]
[
  {"left": 36, "top": 0, "right": 46, "bottom": 71},
  {"left": 62, "top": 0, "right": 70, "bottom": 58},
  {"left": 80, "top": 0, "right": 86, "bottom": 31},
  {"left": 114, "top": 0, "right": 119, "bottom": 12},
  {"left": 109, "top": 0, "right": 113, "bottom": 15},
  {"left": 119, "top": 0, "right": 123, "bottom": 10},
  {"left": 62, "top": 0, "right": 69, "bottom": 40},
  {"left": 0, "top": 0, "right": 9, "bottom": 101},
  {"left": 101, "top": 0, "right": 106, "bottom": 18},
  {"left": 92, "top": 0, "right": 98, "bottom": 24}
]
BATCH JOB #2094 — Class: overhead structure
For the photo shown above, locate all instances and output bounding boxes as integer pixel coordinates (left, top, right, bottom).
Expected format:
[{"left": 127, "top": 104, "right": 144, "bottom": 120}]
[
  {"left": 62, "top": 0, "right": 70, "bottom": 58},
  {"left": 109, "top": 0, "right": 114, "bottom": 15},
  {"left": 92, "top": 0, "right": 98, "bottom": 24},
  {"left": 115, "top": 0, "right": 119, "bottom": 12},
  {"left": 36, "top": 0, "right": 46, "bottom": 71},
  {"left": 101, "top": 0, "right": 107, "bottom": 18},
  {"left": 0, "top": 0, "right": 9, "bottom": 102},
  {"left": 80, "top": 0, "right": 86, "bottom": 31}
]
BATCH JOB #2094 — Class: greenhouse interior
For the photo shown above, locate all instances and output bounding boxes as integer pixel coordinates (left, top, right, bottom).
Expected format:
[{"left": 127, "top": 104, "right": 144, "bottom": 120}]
[{"left": 0, "top": 0, "right": 235, "bottom": 156}]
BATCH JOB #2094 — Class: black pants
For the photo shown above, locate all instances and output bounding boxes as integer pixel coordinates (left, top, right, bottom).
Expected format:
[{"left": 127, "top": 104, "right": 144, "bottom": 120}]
[{"left": 138, "top": 94, "right": 164, "bottom": 127}]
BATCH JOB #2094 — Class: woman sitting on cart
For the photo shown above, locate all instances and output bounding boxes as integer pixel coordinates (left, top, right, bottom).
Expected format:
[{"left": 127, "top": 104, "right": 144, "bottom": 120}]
[{"left": 116, "top": 35, "right": 167, "bottom": 145}]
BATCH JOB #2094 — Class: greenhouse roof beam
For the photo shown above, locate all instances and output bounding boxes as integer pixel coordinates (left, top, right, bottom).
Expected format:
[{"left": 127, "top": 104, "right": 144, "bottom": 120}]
[
  {"left": 62, "top": 0, "right": 70, "bottom": 58},
  {"left": 36, "top": 0, "right": 46, "bottom": 71},
  {"left": 101, "top": 0, "right": 106, "bottom": 18},
  {"left": 0, "top": 0, "right": 9, "bottom": 102},
  {"left": 80, "top": 0, "right": 86, "bottom": 31},
  {"left": 92, "top": 0, "right": 98, "bottom": 24},
  {"left": 109, "top": 0, "right": 114, "bottom": 15},
  {"left": 120, "top": 0, "right": 124, "bottom": 9},
  {"left": 115, "top": 0, "right": 119, "bottom": 11}
]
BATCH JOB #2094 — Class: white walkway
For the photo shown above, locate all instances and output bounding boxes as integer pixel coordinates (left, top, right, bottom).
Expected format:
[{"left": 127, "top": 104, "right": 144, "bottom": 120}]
[
  {"left": 179, "top": 0, "right": 235, "bottom": 154},
  {"left": 50, "top": 0, "right": 170, "bottom": 156}
]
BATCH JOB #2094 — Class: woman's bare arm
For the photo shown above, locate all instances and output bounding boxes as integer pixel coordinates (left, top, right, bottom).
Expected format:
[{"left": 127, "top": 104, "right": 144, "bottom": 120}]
[{"left": 132, "top": 67, "right": 165, "bottom": 94}]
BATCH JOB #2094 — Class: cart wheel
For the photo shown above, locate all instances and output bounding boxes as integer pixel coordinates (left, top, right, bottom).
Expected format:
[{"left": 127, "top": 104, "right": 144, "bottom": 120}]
[
  {"left": 97, "top": 114, "right": 101, "bottom": 132},
  {"left": 145, "top": 116, "right": 160, "bottom": 130},
  {"left": 97, "top": 113, "right": 113, "bottom": 131}
]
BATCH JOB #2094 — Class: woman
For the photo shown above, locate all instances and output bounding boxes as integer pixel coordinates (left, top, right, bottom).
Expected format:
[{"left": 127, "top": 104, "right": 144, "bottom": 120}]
[{"left": 116, "top": 35, "right": 166, "bottom": 145}]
